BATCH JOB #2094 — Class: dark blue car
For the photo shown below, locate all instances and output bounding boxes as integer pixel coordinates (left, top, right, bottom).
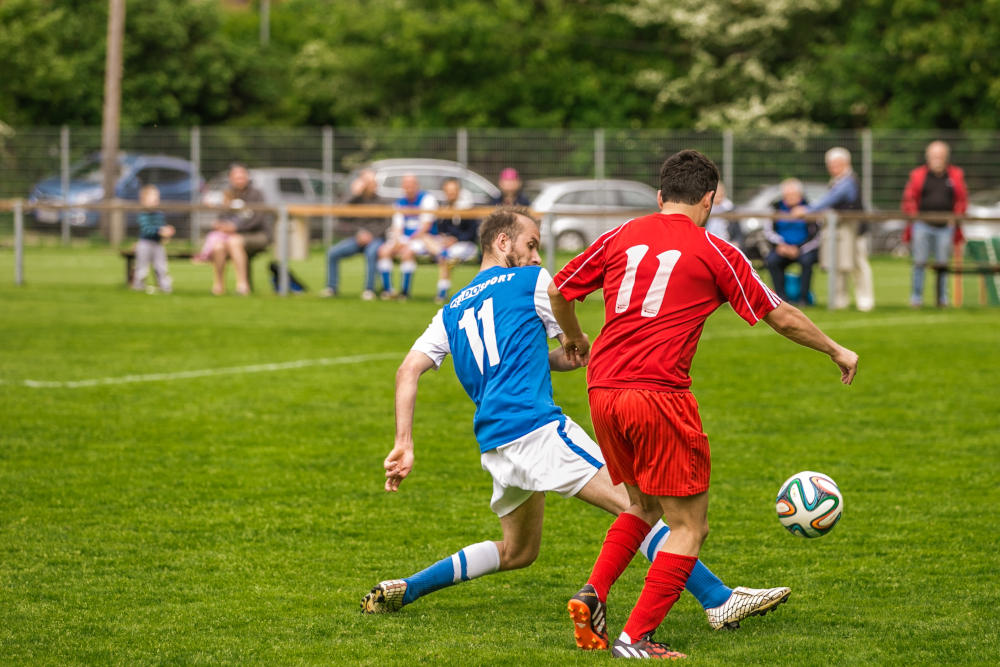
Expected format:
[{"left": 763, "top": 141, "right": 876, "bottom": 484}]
[{"left": 28, "top": 153, "right": 204, "bottom": 228}]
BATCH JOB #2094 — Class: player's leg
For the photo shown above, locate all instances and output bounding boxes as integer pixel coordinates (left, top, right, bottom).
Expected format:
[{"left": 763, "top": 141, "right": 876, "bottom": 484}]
[
  {"left": 399, "top": 243, "right": 418, "bottom": 297},
  {"left": 132, "top": 240, "right": 152, "bottom": 290},
  {"left": 362, "top": 238, "right": 382, "bottom": 299},
  {"left": 932, "top": 225, "right": 951, "bottom": 306},
  {"left": 225, "top": 234, "right": 250, "bottom": 295},
  {"left": 765, "top": 249, "right": 789, "bottom": 299},
  {"left": 376, "top": 242, "right": 396, "bottom": 295},
  {"left": 323, "top": 236, "right": 360, "bottom": 296},
  {"left": 361, "top": 492, "right": 543, "bottom": 613},
  {"left": 852, "top": 232, "right": 874, "bottom": 311},
  {"left": 153, "top": 243, "right": 172, "bottom": 293},
  {"left": 910, "top": 221, "right": 930, "bottom": 306}
]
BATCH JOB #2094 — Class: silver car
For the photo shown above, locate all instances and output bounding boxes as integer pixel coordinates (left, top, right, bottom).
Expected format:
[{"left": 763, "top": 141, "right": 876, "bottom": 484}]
[
  {"left": 347, "top": 158, "right": 500, "bottom": 206},
  {"left": 528, "top": 179, "right": 659, "bottom": 251}
]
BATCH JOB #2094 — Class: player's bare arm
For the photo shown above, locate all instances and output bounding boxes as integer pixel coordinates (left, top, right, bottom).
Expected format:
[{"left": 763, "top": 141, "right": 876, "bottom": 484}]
[
  {"left": 385, "top": 350, "right": 436, "bottom": 492},
  {"left": 763, "top": 302, "right": 859, "bottom": 385},
  {"left": 546, "top": 283, "right": 590, "bottom": 365}
]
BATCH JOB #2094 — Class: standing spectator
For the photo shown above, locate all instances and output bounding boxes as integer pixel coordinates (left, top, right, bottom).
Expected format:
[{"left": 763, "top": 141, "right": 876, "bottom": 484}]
[
  {"left": 765, "top": 179, "right": 820, "bottom": 305},
  {"left": 434, "top": 177, "right": 480, "bottom": 303},
  {"left": 132, "top": 185, "right": 174, "bottom": 293},
  {"left": 207, "top": 164, "right": 273, "bottom": 296},
  {"left": 792, "top": 147, "right": 874, "bottom": 311},
  {"left": 376, "top": 174, "right": 439, "bottom": 300},
  {"left": 321, "top": 169, "right": 385, "bottom": 300},
  {"left": 548, "top": 150, "right": 858, "bottom": 659},
  {"left": 901, "top": 140, "right": 968, "bottom": 307},
  {"left": 492, "top": 167, "right": 530, "bottom": 206},
  {"left": 704, "top": 180, "right": 735, "bottom": 242}
]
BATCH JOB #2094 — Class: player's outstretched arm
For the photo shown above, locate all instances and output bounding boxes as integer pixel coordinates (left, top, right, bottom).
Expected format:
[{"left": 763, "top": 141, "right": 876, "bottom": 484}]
[
  {"left": 385, "top": 351, "right": 436, "bottom": 492},
  {"left": 763, "top": 302, "right": 859, "bottom": 385},
  {"left": 547, "top": 283, "right": 590, "bottom": 366}
]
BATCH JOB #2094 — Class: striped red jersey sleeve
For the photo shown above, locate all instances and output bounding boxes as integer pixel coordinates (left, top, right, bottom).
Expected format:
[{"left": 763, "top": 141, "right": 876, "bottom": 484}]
[
  {"left": 704, "top": 231, "right": 781, "bottom": 325},
  {"left": 553, "top": 226, "right": 624, "bottom": 302}
]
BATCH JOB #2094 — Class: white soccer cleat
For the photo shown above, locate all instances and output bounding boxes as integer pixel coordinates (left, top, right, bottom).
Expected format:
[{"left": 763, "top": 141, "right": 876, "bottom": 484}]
[
  {"left": 360, "top": 579, "right": 408, "bottom": 614},
  {"left": 705, "top": 586, "right": 791, "bottom": 630}
]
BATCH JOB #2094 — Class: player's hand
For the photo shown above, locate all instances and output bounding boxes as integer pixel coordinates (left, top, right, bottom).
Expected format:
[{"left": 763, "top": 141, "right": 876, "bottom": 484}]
[
  {"left": 831, "top": 347, "right": 859, "bottom": 385},
  {"left": 383, "top": 444, "right": 414, "bottom": 492},
  {"left": 562, "top": 334, "right": 590, "bottom": 367}
]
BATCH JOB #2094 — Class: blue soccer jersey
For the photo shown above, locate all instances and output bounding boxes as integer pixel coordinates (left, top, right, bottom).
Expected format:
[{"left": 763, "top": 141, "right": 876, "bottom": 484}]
[
  {"left": 393, "top": 191, "right": 438, "bottom": 237},
  {"left": 411, "top": 265, "right": 564, "bottom": 453}
]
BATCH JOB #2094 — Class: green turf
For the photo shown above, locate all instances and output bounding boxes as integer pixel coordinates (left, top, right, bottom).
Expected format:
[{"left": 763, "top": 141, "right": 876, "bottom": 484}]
[{"left": 1, "top": 246, "right": 998, "bottom": 664}]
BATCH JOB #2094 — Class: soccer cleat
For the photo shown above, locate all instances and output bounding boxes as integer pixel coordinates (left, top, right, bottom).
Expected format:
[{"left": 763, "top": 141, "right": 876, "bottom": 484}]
[
  {"left": 611, "top": 632, "right": 687, "bottom": 660},
  {"left": 567, "top": 584, "right": 608, "bottom": 650},
  {"left": 705, "top": 585, "right": 791, "bottom": 630},
  {"left": 360, "top": 579, "right": 408, "bottom": 614}
]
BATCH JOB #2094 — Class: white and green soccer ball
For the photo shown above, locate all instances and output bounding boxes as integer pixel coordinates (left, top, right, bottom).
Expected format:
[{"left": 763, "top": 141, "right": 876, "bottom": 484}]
[{"left": 775, "top": 471, "right": 843, "bottom": 538}]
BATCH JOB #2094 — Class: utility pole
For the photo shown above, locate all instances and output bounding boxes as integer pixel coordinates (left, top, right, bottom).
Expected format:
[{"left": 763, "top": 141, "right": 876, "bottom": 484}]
[
  {"left": 100, "top": 0, "right": 125, "bottom": 244},
  {"left": 260, "top": 0, "right": 270, "bottom": 46}
]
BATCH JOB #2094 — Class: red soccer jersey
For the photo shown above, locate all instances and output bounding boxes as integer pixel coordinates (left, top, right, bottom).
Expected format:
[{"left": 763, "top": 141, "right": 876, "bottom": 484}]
[{"left": 554, "top": 213, "right": 781, "bottom": 392}]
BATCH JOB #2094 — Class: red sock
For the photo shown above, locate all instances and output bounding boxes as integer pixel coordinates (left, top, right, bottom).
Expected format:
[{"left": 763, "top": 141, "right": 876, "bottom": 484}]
[
  {"left": 587, "top": 512, "right": 652, "bottom": 601},
  {"left": 622, "top": 551, "right": 698, "bottom": 642}
]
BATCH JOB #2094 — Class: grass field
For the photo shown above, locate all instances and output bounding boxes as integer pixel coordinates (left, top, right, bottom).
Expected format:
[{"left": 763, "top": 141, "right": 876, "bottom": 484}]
[{"left": 1, "top": 245, "right": 998, "bottom": 664}]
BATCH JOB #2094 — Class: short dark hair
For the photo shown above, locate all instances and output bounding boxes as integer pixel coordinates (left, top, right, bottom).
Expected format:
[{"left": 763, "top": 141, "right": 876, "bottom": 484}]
[
  {"left": 480, "top": 206, "right": 537, "bottom": 252},
  {"left": 441, "top": 176, "right": 460, "bottom": 188},
  {"left": 658, "top": 150, "right": 719, "bottom": 205}
]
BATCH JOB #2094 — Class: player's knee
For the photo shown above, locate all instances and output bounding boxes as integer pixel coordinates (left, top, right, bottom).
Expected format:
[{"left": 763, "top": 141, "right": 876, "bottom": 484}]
[{"left": 498, "top": 543, "right": 539, "bottom": 571}]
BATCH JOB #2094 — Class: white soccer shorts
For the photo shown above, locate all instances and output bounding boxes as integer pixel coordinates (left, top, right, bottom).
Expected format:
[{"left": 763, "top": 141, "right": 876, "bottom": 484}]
[
  {"left": 480, "top": 417, "right": 605, "bottom": 517},
  {"left": 442, "top": 241, "right": 478, "bottom": 263}
]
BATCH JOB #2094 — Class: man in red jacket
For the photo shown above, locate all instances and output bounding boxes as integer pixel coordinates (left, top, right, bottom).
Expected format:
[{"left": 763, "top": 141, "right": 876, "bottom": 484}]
[{"left": 901, "top": 141, "right": 967, "bottom": 307}]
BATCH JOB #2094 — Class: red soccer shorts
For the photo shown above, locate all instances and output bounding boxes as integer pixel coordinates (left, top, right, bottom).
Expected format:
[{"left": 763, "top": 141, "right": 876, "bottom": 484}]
[{"left": 588, "top": 387, "right": 710, "bottom": 497}]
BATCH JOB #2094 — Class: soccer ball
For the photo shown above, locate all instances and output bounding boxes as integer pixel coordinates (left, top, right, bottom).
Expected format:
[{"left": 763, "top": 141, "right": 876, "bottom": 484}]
[{"left": 775, "top": 471, "right": 843, "bottom": 538}]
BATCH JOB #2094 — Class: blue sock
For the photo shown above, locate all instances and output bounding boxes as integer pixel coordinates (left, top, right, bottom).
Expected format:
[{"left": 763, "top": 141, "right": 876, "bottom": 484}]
[
  {"left": 381, "top": 271, "right": 392, "bottom": 292},
  {"left": 402, "top": 556, "right": 455, "bottom": 604},
  {"left": 639, "top": 520, "right": 732, "bottom": 610},
  {"left": 686, "top": 559, "right": 732, "bottom": 610},
  {"left": 401, "top": 541, "right": 501, "bottom": 605},
  {"left": 401, "top": 271, "right": 413, "bottom": 295}
]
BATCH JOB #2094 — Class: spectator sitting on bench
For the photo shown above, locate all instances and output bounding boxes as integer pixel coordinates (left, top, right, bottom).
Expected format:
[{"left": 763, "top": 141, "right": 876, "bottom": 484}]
[
  {"left": 376, "top": 173, "right": 439, "bottom": 300},
  {"left": 133, "top": 184, "right": 175, "bottom": 294},
  {"left": 434, "top": 177, "right": 480, "bottom": 303},
  {"left": 205, "top": 164, "right": 273, "bottom": 296},
  {"left": 765, "top": 178, "right": 819, "bottom": 305}
]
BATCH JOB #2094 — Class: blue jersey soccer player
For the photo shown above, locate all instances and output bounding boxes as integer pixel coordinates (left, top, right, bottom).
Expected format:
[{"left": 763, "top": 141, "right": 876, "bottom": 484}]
[{"left": 361, "top": 207, "right": 789, "bottom": 643}]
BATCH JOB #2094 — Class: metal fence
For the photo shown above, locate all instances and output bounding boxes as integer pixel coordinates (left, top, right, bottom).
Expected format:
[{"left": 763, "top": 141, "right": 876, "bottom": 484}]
[{"left": 3, "top": 126, "right": 1000, "bottom": 211}]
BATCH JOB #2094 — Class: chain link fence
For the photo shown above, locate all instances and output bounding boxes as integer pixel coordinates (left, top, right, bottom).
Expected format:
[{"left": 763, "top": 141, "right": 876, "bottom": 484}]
[{"left": 3, "top": 126, "right": 1000, "bottom": 244}]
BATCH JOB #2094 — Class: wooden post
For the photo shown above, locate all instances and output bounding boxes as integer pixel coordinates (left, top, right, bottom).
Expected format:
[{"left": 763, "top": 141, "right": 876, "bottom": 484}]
[{"left": 100, "top": 0, "right": 125, "bottom": 244}]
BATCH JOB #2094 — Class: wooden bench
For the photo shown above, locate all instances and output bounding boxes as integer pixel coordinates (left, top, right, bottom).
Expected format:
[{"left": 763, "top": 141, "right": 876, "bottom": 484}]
[
  {"left": 931, "top": 262, "right": 1000, "bottom": 306},
  {"left": 120, "top": 247, "right": 263, "bottom": 291}
]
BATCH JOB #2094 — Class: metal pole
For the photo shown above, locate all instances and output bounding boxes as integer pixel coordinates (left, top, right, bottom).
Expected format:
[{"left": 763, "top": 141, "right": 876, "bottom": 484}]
[
  {"left": 14, "top": 200, "right": 24, "bottom": 286},
  {"left": 190, "top": 125, "right": 201, "bottom": 247},
  {"left": 722, "top": 130, "right": 734, "bottom": 193},
  {"left": 457, "top": 128, "right": 468, "bottom": 166},
  {"left": 277, "top": 205, "right": 290, "bottom": 296},
  {"left": 60, "top": 125, "right": 70, "bottom": 245},
  {"left": 545, "top": 212, "right": 556, "bottom": 275},
  {"left": 322, "top": 126, "right": 334, "bottom": 248},
  {"left": 826, "top": 211, "right": 838, "bottom": 311},
  {"left": 861, "top": 128, "right": 873, "bottom": 210},
  {"left": 594, "top": 128, "right": 605, "bottom": 179},
  {"left": 260, "top": 0, "right": 270, "bottom": 46}
]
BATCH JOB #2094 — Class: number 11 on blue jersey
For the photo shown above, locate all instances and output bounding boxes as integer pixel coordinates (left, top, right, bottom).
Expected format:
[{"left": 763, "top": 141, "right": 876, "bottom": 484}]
[{"left": 458, "top": 297, "right": 500, "bottom": 373}]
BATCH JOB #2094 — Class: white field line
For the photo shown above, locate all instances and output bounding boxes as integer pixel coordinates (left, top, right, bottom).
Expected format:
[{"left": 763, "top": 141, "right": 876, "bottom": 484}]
[
  {"left": 3, "top": 313, "right": 993, "bottom": 389},
  {"left": 12, "top": 352, "right": 401, "bottom": 389}
]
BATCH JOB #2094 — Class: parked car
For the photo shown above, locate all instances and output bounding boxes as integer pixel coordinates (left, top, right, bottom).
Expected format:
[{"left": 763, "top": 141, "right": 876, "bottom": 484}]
[
  {"left": 345, "top": 159, "right": 500, "bottom": 206},
  {"left": 527, "top": 178, "right": 659, "bottom": 251},
  {"left": 28, "top": 153, "right": 203, "bottom": 228},
  {"left": 198, "top": 167, "right": 346, "bottom": 233},
  {"left": 965, "top": 188, "right": 1000, "bottom": 241}
]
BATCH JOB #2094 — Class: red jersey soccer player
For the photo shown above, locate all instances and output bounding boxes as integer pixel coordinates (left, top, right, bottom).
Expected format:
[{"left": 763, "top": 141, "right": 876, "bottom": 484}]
[{"left": 549, "top": 150, "right": 858, "bottom": 660}]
